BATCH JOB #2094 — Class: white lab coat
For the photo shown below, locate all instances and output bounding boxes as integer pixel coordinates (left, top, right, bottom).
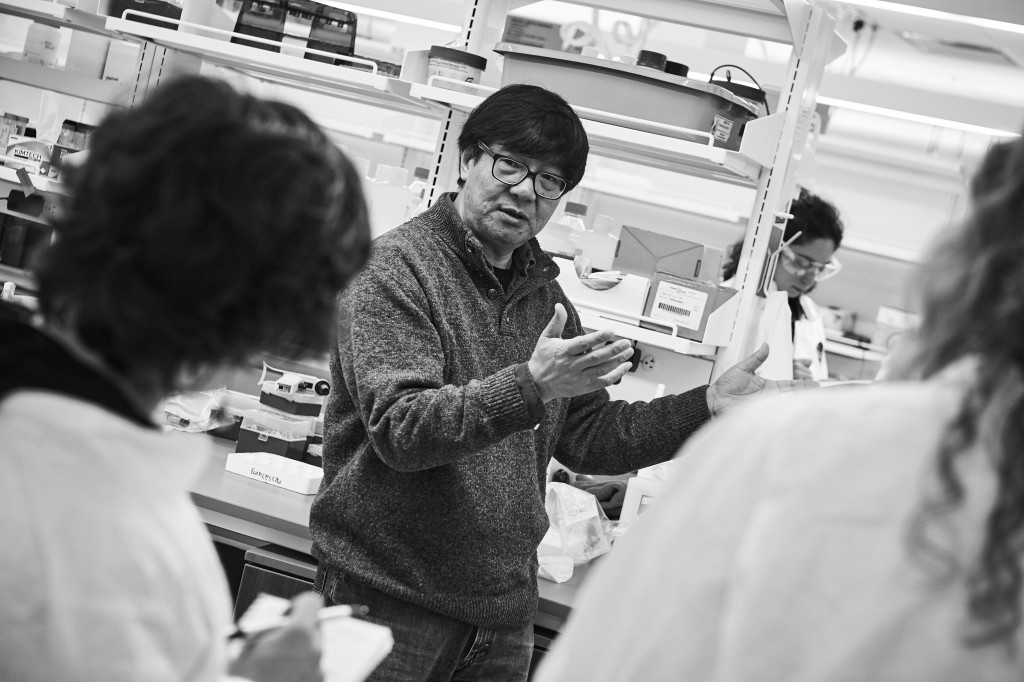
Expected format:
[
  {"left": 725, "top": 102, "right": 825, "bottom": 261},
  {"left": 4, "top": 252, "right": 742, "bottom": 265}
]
[
  {"left": 753, "top": 288, "right": 829, "bottom": 381},
  {"left": 535, "top": 369, "right": 1022, "bottom": 682},
  {"left": 0, "top": 392, "right": 234, "bottom": 682}
]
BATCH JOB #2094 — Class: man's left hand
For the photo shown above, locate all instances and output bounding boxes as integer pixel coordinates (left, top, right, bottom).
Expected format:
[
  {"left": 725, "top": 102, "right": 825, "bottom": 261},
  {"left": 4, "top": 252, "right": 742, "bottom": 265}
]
[{"left": 706, "top": 343, "right": 818, "bottom": 416}]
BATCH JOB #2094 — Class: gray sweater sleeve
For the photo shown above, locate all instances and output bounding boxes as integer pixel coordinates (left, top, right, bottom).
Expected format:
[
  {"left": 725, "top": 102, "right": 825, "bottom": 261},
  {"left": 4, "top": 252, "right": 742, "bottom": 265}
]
[
  {"left": 343, "top": 266, "right": 537, "bottom": 472},
  {"left": 547, "top": 301, "right": 713, "bottom": 475},
  {"left": 552, "top": 386, "right": 712, "bottom": 476}
]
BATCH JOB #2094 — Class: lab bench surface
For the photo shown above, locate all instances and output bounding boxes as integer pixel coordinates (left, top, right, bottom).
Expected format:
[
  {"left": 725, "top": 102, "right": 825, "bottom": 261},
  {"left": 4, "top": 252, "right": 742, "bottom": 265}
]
[{"left": 190, "top": 438, "right": 594, "bottom": 633}]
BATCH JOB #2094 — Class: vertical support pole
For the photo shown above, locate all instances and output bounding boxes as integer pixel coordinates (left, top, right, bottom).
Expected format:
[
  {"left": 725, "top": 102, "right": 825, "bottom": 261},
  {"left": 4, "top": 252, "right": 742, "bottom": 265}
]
[
  {"left": 425, "top": 0, "right": 515, "bottom": 207},
  {"left": 711, "top": 2, "right": 837, "bottom": 379}
]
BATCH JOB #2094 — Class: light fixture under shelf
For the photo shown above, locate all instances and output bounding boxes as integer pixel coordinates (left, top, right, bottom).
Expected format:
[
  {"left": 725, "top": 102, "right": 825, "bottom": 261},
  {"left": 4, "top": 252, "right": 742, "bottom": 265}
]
[{"left": 818, "top": 95, "right": 1021, "bottom": 138}]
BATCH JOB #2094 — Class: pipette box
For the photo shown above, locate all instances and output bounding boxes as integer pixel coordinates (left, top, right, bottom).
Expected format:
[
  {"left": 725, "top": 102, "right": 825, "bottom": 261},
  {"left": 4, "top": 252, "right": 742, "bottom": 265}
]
[
  {"left": 235, "top": 409, "right": 311, "bottom": 461},
  {"left": 225, "top": 451, "right": 323, "bottom": 495}
]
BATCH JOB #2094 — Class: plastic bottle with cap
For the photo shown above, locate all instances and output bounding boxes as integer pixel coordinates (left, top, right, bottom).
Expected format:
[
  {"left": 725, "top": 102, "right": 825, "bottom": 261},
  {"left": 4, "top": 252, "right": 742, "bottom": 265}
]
[
  {"left": 404, "top": 166, "right": 430, "bottom": 220},
  {"left": 577, "top": 214, "right": 620, "bottom": 271},
  {"left": 538, "top": 201, "right": 587, "bottom": 259},
  {"left": 22, "top": 22, "right": 62, "bottom": 68}
]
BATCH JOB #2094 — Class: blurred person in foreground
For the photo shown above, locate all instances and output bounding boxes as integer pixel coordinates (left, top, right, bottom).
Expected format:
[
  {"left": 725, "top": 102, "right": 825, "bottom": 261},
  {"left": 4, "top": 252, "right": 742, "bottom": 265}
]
[
  {"left": 723, "top": 189, "right": 844, "bottom": 381},
  {"left": 0, "top": 75, "right": 370, "bottom": 681},
  {"left": 310, "top": 83, "right": 813, "bottom": 682},
  {"left": 535, "top": 134, "right": 1024, "bottom": 681}
]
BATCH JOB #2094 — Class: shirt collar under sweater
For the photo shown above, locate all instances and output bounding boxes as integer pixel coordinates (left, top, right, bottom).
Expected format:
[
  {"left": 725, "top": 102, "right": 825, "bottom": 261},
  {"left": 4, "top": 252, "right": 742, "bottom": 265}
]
[{"left": 433, "top": 192, "right": 551, "bottom": 284}]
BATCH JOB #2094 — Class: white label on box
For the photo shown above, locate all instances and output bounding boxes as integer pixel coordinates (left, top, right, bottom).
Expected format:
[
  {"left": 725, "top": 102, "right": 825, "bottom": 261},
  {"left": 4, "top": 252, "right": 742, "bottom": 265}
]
[
  {"left": 650, "top": 282, "right": 708, "bottom": 331},
  {"left": 712, "top": 115, "right": 733, "bottom": 143}
]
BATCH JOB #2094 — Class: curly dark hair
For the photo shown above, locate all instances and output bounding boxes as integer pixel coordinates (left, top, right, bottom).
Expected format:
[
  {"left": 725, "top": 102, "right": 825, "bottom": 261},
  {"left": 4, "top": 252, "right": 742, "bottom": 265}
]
[
  {"left": 894, "top": 134, "right": 1024, "bottom": 647},
  {"left": 35, "top": 75, "right": 370, "bottom": 394},
  {"left": 457, "top": 83, "right": 589, "bottom": 190},
  {"left": 722, "top": 189, "right": 843, "bottom": 281}
]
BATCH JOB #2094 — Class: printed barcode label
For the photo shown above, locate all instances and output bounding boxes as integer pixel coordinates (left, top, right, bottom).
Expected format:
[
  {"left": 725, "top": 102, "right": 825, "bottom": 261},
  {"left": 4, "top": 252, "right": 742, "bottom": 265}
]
[
  {"left": 657, "top": 303, "right": 691, "bottom": 317},
  {"left": 650, "top": 282, "right": 708, "bottom": 331}
]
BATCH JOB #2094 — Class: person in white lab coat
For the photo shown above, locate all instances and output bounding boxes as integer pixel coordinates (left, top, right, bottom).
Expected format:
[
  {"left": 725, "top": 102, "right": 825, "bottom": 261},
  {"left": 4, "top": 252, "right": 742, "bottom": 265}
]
[
  {"left": 724, "top": 190, "right": 844, "bottom": 381},
  {"left": 0, "top": 75, "right": 371, "bottom": 682},
  {"left": 534, "top": 127, "right": 1024, "bottom": 682}
]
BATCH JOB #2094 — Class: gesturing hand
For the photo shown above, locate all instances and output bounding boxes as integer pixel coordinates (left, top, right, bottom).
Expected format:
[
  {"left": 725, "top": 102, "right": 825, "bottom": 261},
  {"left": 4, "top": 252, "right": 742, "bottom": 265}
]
[
  {"left": 528, "top": 303, "right": 635, "bottom": 403},
  {"left": 706, "top": 343, "right": 819, "bottom": 416}
]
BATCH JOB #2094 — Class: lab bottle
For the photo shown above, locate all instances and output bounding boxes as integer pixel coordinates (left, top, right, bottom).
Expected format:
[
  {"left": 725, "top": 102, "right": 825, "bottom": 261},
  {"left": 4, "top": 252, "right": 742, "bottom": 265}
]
[
  {"left": 22, "top": 22, "right": 62, "bottom": 68},
  {"left": 538, "top": 201, "right": 587, "bottom": 259},
  {"left": 577, "top": 213, "right": 619, "bottom": 271},
  {"left": 404, "top": 166, "right": 430, "bottom": 220}
]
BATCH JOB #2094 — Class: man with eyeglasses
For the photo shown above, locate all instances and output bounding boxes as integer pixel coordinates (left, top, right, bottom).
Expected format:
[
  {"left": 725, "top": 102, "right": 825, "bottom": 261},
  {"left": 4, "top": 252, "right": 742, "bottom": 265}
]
[{"left": 310, "top": 83, "right": 813, "bottom": 682}]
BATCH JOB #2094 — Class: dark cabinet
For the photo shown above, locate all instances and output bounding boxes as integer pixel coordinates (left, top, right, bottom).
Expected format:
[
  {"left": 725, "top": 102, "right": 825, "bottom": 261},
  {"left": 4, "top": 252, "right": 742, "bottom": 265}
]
[{"left": 232, "top": 545, "right": 318, "bottom": 620}]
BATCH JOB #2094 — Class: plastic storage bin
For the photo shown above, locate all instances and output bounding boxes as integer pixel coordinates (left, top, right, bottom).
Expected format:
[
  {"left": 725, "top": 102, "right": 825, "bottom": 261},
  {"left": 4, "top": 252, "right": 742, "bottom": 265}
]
[
  {"left": 235, "top": 409, "right": 312, "bottom": 461},
  {"left": 493, "top": 42, "right": 759, "bottom": 151}
]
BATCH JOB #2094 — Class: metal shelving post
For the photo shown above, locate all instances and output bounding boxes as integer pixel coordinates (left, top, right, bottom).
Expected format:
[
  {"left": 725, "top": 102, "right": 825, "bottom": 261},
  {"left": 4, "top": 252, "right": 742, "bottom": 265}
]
[{"left": 711, "top": 2, "right": 841, "bottom": 378}]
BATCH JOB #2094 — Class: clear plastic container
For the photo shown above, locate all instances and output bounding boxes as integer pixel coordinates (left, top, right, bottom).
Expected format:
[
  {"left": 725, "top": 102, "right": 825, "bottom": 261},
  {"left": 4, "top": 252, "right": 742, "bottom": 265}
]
[
  {"left": 22, "top": 22, "right": 62, "bottom": 68},
  {"left": 577, "top": 214, "right": 620, "bottom": 271},
  {"left": 404, "top": 166, "right": 430, "bottom": 220},
  {"left": 539, "top": 201, "right": 587, "bottom": 258}
]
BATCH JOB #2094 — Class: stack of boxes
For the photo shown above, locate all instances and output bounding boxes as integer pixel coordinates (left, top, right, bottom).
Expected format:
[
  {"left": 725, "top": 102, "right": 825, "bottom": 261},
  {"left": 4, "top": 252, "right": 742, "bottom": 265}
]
[
  {"left": 560, "top": 222, "right": 739, "bottom": 345},
  {"left": 216, "top": 370, "right": 330, "bottom": 494}
]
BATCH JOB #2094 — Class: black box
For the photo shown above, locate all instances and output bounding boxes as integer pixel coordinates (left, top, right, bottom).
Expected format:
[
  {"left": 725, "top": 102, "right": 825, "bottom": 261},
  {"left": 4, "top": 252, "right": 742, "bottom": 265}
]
[
  {"left": 105, "top": 0, "right": 183, "bottom": 28},
  {"left": 236, "top": 426, "right": 308, "bottom": 461}
]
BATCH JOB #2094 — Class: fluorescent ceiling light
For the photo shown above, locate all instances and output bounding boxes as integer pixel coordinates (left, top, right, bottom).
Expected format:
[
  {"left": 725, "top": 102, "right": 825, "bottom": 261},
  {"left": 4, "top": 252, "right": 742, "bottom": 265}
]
[
  {"left": 817, "top": 96, "right": 1021, "bottom": 137},
  {"left": 833, "top": 0, "right": 1024, "bottom": 36},
  {"left": 317, "top": 2, "right": 462, "bottom": 33}
]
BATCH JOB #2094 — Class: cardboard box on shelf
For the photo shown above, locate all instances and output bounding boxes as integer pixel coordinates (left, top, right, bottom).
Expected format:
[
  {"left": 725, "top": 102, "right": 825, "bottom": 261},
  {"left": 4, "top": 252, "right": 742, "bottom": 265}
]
[
  {"left": 613, "top": 225, "right": 724, "bottom": 283},
  {"left": 102, "top": 40, "right": 142, "bottom": 84},
  {"left": 642, "top": 274, "right": 739, "bottom": 345},
  {"left": 501, "top": 14, "right": 563, "bottom": 50}
]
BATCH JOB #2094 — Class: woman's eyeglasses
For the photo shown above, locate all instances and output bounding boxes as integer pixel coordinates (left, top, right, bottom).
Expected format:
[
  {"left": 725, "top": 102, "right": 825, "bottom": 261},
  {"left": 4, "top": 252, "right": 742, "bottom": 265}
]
[
  {"left": 779, "top": 246, "right": 842, "bottom": 282},
  {"left": 477, "top": 141, "right": 569, "bottom": 200}
]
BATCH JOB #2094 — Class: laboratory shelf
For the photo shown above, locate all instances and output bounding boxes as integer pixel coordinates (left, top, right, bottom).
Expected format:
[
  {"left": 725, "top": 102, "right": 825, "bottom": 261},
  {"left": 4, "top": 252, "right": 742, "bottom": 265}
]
[
  {"left": 0, "top": 55, "right": 131, "bottom": 105},
  {"left": 103, "top": 16, "right": 446, "bottom": 119},
  {"left": 824, "top": 330, "right": 887, "bottom": 363},
  {"left": 0, "top": 200, "right": 48, "bottom": 225},
  {"left": 0, "top": 165, "right": 67, "bottom": 195},
  {"left": 578, "top": 176, "right": 747, "bottom": 223},
  {"left": 0, "top": 0, "right": 113, "bottom": 35},
  {"left": 576, "top": 306, "right": 719, "bottom": 357},
  {"left": 409, "top": 80, "right": 767, "bottom": 185},
  {"left": 0, "top": 263, "right": 36, "bottom": 290}
]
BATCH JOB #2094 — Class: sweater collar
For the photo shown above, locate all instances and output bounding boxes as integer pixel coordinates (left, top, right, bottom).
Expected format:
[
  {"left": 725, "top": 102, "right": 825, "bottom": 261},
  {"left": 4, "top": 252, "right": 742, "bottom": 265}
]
[{"left": 432, "top": 192, "right": 557, "bottom": 280}]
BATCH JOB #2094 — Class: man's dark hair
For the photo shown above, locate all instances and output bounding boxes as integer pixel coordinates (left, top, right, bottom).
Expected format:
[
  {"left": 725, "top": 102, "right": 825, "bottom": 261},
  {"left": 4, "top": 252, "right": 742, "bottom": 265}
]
[
  {"left": 35, "top": 75, "right": 371, "bottom": 393},
  {"left": 457, "top": 83, "right": 589, "bottom": 190}
]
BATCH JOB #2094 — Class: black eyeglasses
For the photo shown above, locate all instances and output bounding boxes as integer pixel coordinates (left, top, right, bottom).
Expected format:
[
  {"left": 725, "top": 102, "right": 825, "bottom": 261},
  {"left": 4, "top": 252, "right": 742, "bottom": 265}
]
[{"left": 476, "top": 141, "right": 569, "bottom": 200}]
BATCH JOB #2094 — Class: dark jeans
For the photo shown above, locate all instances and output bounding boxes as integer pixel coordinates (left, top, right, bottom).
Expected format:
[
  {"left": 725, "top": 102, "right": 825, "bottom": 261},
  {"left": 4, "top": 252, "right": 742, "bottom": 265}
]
[{"left": 314, "top": 563, "right": 533, "bottom": 682}]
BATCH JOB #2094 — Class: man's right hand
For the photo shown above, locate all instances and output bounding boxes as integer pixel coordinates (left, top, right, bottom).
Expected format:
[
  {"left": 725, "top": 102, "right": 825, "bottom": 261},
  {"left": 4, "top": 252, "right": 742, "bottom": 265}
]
[{"left": 528, "top": 303, "right": 634, "bottom": 403}]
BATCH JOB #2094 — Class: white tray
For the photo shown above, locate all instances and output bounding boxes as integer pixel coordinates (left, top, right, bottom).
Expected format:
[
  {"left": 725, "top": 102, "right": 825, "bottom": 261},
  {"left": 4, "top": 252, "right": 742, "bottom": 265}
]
[{"left": 225, "top": 451, "right": 323, "bottom": 495}]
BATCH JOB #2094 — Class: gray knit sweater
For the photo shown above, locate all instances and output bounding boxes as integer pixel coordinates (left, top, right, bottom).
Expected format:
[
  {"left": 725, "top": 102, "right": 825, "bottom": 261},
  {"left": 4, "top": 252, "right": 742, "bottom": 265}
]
[{"left": 309, "top": 194, "right": 712, "bottom": 630}]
